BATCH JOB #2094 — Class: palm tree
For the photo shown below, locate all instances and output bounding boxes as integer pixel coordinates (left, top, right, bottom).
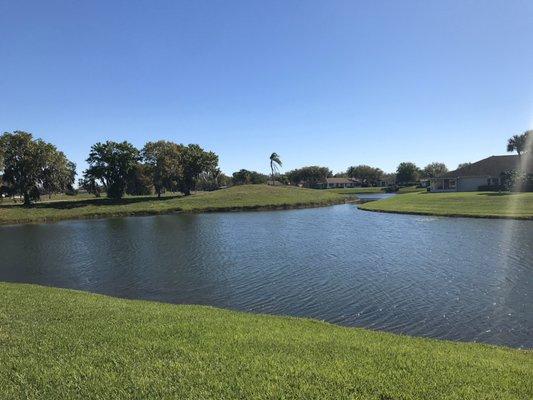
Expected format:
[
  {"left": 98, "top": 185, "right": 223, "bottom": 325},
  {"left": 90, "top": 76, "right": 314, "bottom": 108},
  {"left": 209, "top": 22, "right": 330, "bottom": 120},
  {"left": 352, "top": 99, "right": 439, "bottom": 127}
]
[
  {"left": 269, "top": 152, "right": 282, "bottom": 185},
  {"left": 507, "top": 134, "right": 526, "bottom": 155}
]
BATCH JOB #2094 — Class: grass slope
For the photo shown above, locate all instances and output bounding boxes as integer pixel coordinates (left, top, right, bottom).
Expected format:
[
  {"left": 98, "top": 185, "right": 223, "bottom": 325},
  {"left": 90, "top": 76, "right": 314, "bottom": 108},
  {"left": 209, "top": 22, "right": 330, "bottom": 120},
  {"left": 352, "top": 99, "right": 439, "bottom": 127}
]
[
  {"left": 359, "top": 192, "right": 533, "bottom": 219},
  {"left": 0, "top": 283, "right": 531, "bottom": 400},
  {"left": 0, "top": 185, "right": 344, "bottom": 225}
]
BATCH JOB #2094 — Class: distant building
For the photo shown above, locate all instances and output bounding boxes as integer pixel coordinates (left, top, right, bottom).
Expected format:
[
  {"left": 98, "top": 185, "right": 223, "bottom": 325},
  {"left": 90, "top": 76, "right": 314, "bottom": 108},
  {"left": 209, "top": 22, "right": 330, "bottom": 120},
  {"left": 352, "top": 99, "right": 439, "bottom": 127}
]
[
  {"left": 316, "top": 177, "right": 360, "bottom": 189},
  {"left": 429, "top": 155, "right": 532, "bottom": 192}
]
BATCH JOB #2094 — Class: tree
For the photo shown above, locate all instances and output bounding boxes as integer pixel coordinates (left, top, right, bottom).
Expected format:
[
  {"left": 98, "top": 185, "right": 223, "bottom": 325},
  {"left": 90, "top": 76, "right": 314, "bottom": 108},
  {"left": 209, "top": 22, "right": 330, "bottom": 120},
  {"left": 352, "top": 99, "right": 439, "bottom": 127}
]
[
  {"left": 346, "top": 165, "right": 383, "bottom": 186},
  {"left": 142, "top": 141, "right": 182, "bottom": 198},
  {"left": 422, "top": 162, "right": 448, "bottom": 178},
  {"left": 269, "top": 152, "right": 282, "bottom": 184},
  {"left": 507, "top": 130, "right": 532, "bottom": 155},
  {"left": 83, "top": 141, "right": 141, "bottom": 199},
  {"left": 457, "top": 162, "right": 471, "bottom": 170},
  {"left": 0, "top": 131, "right": 76, "bottom": 206},
  {"left": 78, "top": 177, "right": 102, "bottom": 197},
  {"left": 41, "top": 149, "right": 77, "bottom": 198},
  {"left": 285, "top": 166, "right": 331, "bottom": 187},
  {"left": 178, "top": 144, "right": 219, "bottom": 195},
  {"left": 232, "top": 169, "right": 268, "bottom": 185},
  {"left": 126, "top": 163, "right": 154, "bottom": 196},
  {"left": 196, "top": 168, "right": 230, "bottom": 191},
  {"left": 396, "top": 162, "right": 419, "bottom": 184}
]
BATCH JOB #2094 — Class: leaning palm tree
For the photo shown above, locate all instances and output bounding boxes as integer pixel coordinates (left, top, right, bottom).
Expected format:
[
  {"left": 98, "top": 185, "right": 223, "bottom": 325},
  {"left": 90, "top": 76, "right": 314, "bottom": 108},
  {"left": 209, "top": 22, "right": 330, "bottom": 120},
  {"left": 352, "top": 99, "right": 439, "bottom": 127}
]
[{"left": 269, "top": 152, "right": 282, "bottom": 185}]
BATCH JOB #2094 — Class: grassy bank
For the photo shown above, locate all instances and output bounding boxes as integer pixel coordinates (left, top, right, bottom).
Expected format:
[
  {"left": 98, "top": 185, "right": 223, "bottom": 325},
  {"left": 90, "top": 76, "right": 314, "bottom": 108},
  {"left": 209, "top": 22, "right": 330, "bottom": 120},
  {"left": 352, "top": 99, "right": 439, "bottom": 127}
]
[
  {"left": 0, "top": 185, "right": 344, "bottom": 225},
  {"left": 359, "top": 191, "right": 533, "bottom": 219},
  {"left": 0, "top": 283, "right": 530, "bottom": 399}
]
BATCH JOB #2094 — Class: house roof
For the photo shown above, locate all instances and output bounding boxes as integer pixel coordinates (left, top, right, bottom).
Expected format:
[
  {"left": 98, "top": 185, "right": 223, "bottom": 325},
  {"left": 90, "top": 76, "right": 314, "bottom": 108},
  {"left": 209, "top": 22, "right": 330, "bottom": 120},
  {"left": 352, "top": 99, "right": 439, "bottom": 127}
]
[
  {"left": 325, "top": 177, "right": 358, "bottom": 184},
  {"left": 438, "top": 155, "right": 532, "bottom": 178}
]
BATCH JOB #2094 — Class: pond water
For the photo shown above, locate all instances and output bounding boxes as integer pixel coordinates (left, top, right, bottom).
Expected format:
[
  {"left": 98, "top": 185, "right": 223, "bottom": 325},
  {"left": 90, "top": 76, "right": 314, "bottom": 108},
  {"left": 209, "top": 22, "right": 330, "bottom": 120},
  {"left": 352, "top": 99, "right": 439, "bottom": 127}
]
[{"left": 0, "top": 205, "right": 531, "bottom": 348}]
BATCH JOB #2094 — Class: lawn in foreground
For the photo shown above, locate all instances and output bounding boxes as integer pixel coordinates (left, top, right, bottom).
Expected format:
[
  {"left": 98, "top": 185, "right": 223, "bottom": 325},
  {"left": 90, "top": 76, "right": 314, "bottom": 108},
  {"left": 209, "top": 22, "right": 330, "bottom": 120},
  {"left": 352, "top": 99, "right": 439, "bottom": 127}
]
[
  {"left": 0, "top": 185, "right": 344, "bottom": 225},
  {"left": 0, "top": 283, "right": 531, "bottom": 400},
  {"left": 359, "top": 191, "right": 533, "bottom": 219}
]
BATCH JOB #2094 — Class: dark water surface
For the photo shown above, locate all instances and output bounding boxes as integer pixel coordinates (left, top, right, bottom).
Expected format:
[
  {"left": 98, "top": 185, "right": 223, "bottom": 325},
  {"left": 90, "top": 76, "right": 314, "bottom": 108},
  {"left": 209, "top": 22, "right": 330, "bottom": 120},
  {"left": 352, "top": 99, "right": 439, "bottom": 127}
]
[{"left": 1, "top": 205, "right": 531, "bottom": 348}]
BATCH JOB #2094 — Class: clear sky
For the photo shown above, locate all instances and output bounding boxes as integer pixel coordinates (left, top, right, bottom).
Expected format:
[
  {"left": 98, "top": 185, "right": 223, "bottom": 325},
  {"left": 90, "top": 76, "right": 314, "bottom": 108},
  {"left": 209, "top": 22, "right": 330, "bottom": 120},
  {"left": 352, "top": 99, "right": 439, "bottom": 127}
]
[{"left": 1, "top": 1, "right": 532, "bottom": 175}]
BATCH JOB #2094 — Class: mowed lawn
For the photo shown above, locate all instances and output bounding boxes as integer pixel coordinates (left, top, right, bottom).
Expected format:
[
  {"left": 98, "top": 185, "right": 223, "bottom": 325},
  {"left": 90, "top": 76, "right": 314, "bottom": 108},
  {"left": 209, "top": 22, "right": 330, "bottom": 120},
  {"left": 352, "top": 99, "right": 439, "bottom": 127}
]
[
  {"left": 0, "top": 283, "right": 531, "bottom": 400},
  {"left": 359, "top": 191, "right": 533, "bottom": 219},
  {"left": 0, "top": 185, "right": 344, "bottom": 225}
]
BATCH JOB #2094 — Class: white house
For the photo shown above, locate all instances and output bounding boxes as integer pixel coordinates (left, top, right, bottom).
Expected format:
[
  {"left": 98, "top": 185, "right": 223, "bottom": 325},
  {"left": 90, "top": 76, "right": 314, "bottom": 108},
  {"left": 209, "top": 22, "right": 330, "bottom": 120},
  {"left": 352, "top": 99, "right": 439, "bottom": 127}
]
[
  {"left": 429, "top": 155, "right": 531, "bottom": 192},
  {"left": 316, "top": 177, "right": 360, "bottom": 189}
]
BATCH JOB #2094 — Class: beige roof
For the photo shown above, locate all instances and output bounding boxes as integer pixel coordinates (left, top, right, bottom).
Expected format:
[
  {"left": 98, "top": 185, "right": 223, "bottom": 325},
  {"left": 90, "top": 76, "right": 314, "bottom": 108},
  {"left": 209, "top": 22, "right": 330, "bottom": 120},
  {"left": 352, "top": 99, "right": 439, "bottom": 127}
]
[{"left": 439, "top": 155, "right": 532, "bottom": 178}]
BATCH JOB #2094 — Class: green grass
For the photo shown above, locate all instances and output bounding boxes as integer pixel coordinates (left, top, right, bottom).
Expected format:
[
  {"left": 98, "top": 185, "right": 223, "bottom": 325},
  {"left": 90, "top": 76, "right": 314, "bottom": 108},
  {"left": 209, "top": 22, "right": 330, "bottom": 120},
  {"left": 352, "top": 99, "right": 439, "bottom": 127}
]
[
  {"left": 0, "top": 185, "right": 344, "bottom": 225},
  {"left": 327, "top": 187, "right": 386, "bottom": 194},
  {"left": 396, "top": 185, "right": 427, "bottom": 194},
  {"left": 0, "top": 283, "right": 530, "bottom": 399},
  {"left": 359, "top": 191, "right": 533, "bottom": 219}
]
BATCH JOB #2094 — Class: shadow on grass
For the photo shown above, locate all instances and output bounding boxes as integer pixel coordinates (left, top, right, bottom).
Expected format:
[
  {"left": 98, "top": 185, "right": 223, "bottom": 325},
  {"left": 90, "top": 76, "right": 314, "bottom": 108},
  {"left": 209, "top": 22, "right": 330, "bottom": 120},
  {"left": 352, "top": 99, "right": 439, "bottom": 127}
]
[
  {"left": 476, "top": 192, "right": 517, "bottom": 197},
  {"left": 0, "top": 195, "right": 182, "bottom": 210}
]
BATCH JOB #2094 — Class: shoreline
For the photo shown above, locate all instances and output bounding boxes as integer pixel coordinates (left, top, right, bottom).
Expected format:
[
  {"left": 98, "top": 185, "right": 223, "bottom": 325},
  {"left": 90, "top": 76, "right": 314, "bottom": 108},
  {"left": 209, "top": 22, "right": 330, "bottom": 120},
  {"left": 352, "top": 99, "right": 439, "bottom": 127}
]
[
  {"left": 358, "top": 205, "right": 533, "bottom": 221},
  {"left": 0, "top": 197, "right": 346, "bottom": 226}
]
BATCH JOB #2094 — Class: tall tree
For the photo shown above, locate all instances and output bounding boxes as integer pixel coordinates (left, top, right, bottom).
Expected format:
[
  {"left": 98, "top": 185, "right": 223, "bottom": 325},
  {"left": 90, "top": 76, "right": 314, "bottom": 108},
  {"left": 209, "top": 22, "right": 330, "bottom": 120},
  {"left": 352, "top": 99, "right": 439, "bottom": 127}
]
[
  {"left": 457, "top": 162, "right": 471, "bottom": 170},
  {"left": 179, "top": 144, "right": 219, "bottom": 195},
  {"left": 396, "top": 162, "right": 420, "bottom": 184},
  {"left": 269, "top": 152, "right": 282, "bottom": 184},
  {"left": 507, "top": 130, "right": 532, "bottom": 155},
  {"left": 422, "top": 162, "right": 448, "bottom": 178},
  {"left": 83, "top": 141, "right": 140, "bottom": 199},
  {"left": 346, "top": 165, "right": 383, "bottom": 186},
  {"left": 0, "top": 131, "right": 76, "bottom": 206},
  {"left": 142, "top": 141, "right": 182, "bottom": 198}
]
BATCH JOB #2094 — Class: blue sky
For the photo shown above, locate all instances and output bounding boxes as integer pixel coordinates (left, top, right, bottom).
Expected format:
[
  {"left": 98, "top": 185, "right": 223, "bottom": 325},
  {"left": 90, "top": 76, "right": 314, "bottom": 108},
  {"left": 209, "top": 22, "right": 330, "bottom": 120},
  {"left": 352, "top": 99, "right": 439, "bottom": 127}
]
[{"left": 1, "top": 1, "right": 532, "bottom": 175}]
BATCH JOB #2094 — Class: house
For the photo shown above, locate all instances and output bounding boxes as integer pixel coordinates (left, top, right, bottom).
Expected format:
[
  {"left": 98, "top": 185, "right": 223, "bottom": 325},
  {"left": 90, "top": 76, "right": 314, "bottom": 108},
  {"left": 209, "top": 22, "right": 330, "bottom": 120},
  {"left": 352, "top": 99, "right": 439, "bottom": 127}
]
[
  {"left": 429, "top": 155, "right": 532, "bottom": 192},
  {"left": 316, "top": 177, "right": 360, "bottom": 189}
]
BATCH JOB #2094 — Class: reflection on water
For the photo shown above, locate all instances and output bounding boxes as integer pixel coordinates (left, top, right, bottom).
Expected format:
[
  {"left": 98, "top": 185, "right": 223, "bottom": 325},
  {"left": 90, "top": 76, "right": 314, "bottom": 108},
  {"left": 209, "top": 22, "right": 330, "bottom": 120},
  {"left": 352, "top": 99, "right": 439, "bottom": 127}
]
[{"left": 0, "top": 205, "right": 531, "bottom": 348}]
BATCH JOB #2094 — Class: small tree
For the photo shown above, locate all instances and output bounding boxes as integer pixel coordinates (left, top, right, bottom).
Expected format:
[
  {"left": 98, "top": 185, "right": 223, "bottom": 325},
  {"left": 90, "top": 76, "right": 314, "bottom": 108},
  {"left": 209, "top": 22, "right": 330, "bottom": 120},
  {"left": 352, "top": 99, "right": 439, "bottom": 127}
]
[
  {"left": 78, "top": 177, "right": 102, "bottom": 197},
  {"left": 197, "top": 168, "right": 229, "bottom": 191},
  {"left": 232, "top": 169, "right": 268, "bottom": 185},
  {"left": 396, "top": 162, "right": 419, "bottom": 185},
  {"left": 500, "top": 170, "right": 523, "bottom": 191},
  {"left": 83, "top": 141, "right": 141, "bottom": 199}
]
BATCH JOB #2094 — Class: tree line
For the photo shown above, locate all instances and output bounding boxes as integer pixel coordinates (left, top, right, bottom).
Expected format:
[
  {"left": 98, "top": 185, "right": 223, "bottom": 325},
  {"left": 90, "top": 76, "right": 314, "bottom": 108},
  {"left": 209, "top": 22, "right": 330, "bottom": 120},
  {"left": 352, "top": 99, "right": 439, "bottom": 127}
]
[{"left": 0, "top": 131, "right": 220, "bottom": 205}]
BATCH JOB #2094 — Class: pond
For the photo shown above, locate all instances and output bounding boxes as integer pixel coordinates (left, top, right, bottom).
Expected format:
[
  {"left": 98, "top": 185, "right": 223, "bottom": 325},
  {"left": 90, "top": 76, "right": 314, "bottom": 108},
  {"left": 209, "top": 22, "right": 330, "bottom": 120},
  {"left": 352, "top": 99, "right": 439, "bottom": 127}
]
[{"left": 0, "top": 205, "right": 531, "bottom": 348}]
